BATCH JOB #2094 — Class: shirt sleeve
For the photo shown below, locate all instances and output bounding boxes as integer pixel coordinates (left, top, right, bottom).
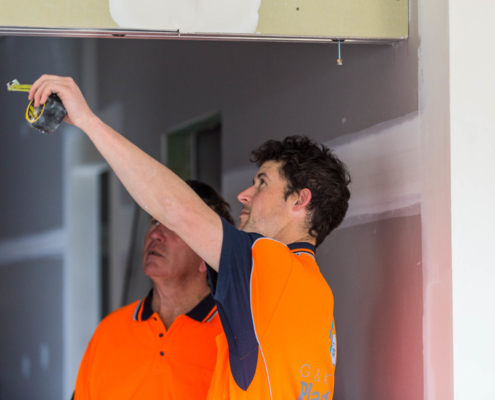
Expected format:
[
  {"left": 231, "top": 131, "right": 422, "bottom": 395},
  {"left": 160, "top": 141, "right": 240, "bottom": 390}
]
[{"left": 206, "top": 217, "right": 263, "bottom": 391}]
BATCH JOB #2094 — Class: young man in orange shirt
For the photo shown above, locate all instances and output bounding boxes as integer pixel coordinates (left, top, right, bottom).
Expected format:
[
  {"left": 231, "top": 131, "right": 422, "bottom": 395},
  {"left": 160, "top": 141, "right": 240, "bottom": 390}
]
[
  {"left": 74, "top": 181, "right": 234, "bottom": 399},
  {"left": 30, "top": 75, "right": 351, "bottom": 400}
]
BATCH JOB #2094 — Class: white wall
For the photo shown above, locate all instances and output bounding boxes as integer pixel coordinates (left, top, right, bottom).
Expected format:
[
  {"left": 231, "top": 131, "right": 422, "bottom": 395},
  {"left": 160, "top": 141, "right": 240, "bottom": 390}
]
[
  {"left": 450, "top": 1, "right": 495, "bottom": 399},
  {"left": 417, "top": 0, "right": 454, "bottom": 398}
]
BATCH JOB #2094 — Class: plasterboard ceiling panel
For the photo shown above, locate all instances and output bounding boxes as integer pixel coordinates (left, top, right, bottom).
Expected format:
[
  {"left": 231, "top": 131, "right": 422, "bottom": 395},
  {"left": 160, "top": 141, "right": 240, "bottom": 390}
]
[
  {"left": 257, "top": 0, "right": 408, "bottom": 38},
  {"left": 0, "top": 0, "right": 408, "bottom": 40}
]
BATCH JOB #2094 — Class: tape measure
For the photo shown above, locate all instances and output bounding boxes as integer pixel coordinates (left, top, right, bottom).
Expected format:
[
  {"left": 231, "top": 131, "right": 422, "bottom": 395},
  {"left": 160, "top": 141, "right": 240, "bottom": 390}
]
[
  {"left": 7, "top": 79, "right": 67, "bottom": 134},
  {"left": 7, "top": 80, "right": 32, "bottom": 93}
]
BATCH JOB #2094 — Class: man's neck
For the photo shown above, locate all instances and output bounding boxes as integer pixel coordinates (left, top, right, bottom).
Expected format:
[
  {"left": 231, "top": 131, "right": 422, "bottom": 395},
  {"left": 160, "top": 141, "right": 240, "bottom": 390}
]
[
  {"left": 151, "top": 276, "right": 210, "bottom": 330},
  {"left": 273, "top": 221, "right": 316, "bottom": 247}
]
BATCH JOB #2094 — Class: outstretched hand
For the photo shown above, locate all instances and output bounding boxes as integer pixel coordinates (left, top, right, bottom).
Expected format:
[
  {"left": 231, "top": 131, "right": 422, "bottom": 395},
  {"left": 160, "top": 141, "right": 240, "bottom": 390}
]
[{"left": 28, "top": 75, "right": 95, "bottom": 129}]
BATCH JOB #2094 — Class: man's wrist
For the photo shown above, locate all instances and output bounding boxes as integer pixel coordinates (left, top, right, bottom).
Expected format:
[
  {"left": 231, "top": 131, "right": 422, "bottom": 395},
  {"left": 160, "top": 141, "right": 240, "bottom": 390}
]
[{"left": 78, "top": 113, "right": 101, "bottom": 135}]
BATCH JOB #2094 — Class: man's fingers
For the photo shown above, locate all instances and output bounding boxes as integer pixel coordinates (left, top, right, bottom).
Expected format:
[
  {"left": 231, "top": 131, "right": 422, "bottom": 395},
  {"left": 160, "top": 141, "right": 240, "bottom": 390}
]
[
  {"left": 28, "top": 76, "right": 46, "bottom": 100},
  {"left": 34, "top": 80, "right": 66, "bottom": 107},
  {"left": 29, "top": 74, "right": 55, "bottom": 100},
  {"left": 33, "top": 82, "right": 47, "bottom": 107},
  {"left": 40, "top": 85, "right": 55, "bottom": 106},
  {"left": 30, "top": 75, "right": 70, "bottom": 104},
  {"left": 33, "top": 81, "right": 55, "bottom": 107}
]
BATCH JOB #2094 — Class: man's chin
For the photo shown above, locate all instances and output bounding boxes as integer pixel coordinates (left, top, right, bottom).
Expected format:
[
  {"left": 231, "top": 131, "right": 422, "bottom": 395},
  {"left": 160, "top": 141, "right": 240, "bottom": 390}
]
[
  {"left": 239, "top": 221, "right": 259, "bottom": 234},
  {"left": 238, "top": 218, "right": 254, "bottom": 232},
  {"left": 143, "top": 265, "right": 170, "bottom": 278}
]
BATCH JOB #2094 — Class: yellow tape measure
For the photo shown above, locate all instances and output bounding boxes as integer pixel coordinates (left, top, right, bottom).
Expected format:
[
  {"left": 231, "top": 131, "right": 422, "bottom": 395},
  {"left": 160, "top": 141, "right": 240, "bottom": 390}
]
[
  {"left": 7, "top": 79, "right": 67, "bottom": 134},
  {"left": 26, "top": 101, "right": 44, "bottom": 122},
  {"left": 7, "top": 79, "right": 32, "bottom": 93},
  {"left": 7, "top": 79, "right": 43, "bottom": 122}
]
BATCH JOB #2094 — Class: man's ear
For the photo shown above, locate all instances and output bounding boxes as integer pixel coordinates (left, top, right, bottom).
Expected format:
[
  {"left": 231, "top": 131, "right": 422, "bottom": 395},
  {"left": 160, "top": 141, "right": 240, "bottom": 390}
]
[
  {"left": 293, "top": 188, "right": 312, "bottom": 212},
  {"left": 199, "top": 261, "right": 207, "bottom": 273}
]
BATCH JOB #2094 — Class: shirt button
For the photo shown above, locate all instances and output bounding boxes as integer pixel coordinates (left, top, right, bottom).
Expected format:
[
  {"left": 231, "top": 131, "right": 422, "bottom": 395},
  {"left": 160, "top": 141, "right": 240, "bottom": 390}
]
[
  {"left": 160, "top": 351, "right": 164, "bottom": 356},
  {"left": 159, "top": 333, "right": 164, "bottom": 338}
]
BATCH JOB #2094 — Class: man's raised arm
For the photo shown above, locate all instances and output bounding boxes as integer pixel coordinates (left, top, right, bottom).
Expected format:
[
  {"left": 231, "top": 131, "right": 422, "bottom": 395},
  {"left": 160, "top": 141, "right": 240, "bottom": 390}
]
[{"left": 29, "top": 75, "right": 222, "bottom": 270}]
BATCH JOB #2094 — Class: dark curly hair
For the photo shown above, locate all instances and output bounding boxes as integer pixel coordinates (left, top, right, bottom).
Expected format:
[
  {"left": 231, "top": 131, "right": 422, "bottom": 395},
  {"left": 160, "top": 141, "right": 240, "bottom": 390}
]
[
  {"left": 186, "top": 180, "right": 235, "bottom": 226},
  {"left": 250, "top": 136, "right": 351, "bottom": 247}
]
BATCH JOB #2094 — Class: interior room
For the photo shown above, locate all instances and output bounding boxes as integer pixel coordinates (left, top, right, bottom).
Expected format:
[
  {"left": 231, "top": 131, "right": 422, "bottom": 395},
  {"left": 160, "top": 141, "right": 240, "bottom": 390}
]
[{"left": 0, "top": 0, "right": 494, "bottom": 399}]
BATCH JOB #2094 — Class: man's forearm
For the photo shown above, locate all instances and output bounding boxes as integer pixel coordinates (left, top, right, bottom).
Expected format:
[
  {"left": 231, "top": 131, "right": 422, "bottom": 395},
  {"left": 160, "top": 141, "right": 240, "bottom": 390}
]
[
  {"left": 81, "top": 115, "right": 188, "bottom": 228},
  {"left": 79, "top": 115, "right": 223, "bottom": 270}
]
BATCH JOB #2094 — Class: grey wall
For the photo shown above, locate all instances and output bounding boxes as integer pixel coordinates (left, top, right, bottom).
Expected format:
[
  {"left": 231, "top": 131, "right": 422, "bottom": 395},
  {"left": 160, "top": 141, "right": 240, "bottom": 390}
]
[
  {"left": 0, "top": 36, "right": 82, "bottom": 399},
  {"left": 0, "top": 256, "right": 64, "bottom": 400},
  {"left": 0, "top": 37, "right": 80, "bottom": 240}
]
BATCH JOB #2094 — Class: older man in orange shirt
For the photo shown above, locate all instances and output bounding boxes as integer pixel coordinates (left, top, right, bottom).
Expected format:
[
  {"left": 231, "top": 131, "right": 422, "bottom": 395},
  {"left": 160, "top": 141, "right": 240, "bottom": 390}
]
[{"left": 74, "top": 181, "right": 233, "bottom": 400}]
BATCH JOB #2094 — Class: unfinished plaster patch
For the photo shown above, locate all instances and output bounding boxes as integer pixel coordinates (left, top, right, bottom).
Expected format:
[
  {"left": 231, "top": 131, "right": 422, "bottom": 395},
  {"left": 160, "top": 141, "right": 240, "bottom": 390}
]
[
  {"left": 328, "top": 112, "right": 421, "bottom": 228},
  {"left": 109, "top": 0, "right": 261, "bottom": 33}
]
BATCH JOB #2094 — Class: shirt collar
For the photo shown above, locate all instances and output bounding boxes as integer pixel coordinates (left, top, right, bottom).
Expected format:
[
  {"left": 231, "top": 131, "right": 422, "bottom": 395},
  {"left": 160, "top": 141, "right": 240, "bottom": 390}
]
[
  {"left": 133, "top": 289, "right": 217, "bottom": 323},
  {"left": 287, "top": 242, "right": 316, "bottom": 257}
]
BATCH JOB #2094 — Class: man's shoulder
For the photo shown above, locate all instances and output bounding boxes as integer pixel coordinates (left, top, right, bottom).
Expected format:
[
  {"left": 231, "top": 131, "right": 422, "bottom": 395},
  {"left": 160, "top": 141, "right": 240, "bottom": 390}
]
[
  {"left": 96, "top": 300, "right": 141, "bottom": 333},
  {"left": 252, "top": 239, "right": 323, "bottom": 281},
  {"left": 252, "top": 237, "right": 292, "bottom": 257},
  {"left": 253, "top": 239, "right": 317, "bottom": 260}
]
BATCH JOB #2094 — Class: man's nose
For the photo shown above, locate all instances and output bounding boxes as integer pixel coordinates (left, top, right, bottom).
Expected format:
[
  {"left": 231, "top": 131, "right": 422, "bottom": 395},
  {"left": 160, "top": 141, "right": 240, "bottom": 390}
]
[
  {"left": 149, "top": 226, "right": 165, "bottom": 241},
  {"left": 237, "top": 186, "right": 254, "bottom": 204}
]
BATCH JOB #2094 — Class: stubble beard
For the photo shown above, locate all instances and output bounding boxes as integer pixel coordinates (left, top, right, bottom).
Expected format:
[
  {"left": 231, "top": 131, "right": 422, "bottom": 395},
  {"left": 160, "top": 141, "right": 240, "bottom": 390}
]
[{"left": 239, "top": 217, "right": 260, "bottom": 234}]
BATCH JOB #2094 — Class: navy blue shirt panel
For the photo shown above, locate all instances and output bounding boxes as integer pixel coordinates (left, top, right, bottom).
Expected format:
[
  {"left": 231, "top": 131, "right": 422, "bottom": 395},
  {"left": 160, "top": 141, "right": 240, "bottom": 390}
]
[{"left": 206, "top": 217, "right": 263, "bottom": 391}]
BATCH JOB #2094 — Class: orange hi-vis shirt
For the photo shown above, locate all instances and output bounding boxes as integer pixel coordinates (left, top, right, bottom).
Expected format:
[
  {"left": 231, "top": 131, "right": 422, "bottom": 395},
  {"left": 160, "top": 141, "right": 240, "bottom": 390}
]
[
  {"left": 206, "top": 218, "right": 337, "bottom": 400},
  {"left": 74, "top": 290, "right": 222, "bottom": 400}
]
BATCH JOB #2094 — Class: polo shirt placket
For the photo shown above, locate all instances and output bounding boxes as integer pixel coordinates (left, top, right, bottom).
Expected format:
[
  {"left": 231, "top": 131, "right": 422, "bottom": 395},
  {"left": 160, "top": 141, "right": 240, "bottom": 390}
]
[{"left": 134, "top": 291, "right": 219, "bottom": 373}]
